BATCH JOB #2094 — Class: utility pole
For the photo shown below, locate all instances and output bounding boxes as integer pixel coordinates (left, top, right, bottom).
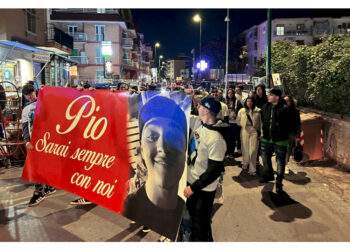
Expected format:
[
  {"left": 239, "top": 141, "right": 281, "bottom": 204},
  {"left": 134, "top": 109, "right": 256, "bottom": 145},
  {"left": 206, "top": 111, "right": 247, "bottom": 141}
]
[
  {"left": 224, "top": 9, "right": 230, "bottom": 96},
  {"left": 266, "top": 9, "right": 271, "bottom": 89}
]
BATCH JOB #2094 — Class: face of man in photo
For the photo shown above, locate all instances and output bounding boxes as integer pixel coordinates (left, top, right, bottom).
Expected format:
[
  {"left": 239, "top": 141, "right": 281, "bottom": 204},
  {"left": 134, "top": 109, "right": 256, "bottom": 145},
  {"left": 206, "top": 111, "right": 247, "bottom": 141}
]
[{"left": 141, "top": 117, "right": 186, "bottom": 191}]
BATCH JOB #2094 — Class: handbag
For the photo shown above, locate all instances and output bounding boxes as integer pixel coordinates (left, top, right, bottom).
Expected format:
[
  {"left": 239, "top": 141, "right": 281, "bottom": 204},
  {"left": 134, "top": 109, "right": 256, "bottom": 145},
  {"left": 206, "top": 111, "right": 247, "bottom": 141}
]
[{"left": 293, "top": 142, "right": 304, "bottom": 162}]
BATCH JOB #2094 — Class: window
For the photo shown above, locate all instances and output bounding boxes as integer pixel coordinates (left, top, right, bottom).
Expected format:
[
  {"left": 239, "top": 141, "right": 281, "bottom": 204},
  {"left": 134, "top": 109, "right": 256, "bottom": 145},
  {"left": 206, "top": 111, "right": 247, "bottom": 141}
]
[
  {"left": 254, "top": 42, "right": 258, "bottom": 51},
  {"left": 68, "top": 25, "right": 78, "bottom": 34},
  {"left": 96, "top": 48, "right": 103, "bottom": 64},
  {"left": 95, "top": 25, "right": 105, "bottom": 41},
  {"left": 96, "top": 70, "right": 104, "bottom": 82},
  {"left": 296, "top": 24, "right": 305, "bottom": 30},
  {"left": 276, "top": 25, "right": 284, "bottom": 36},
  {"left": 254, "top": 57, "right": 257, "bottom": 65},
  {"left": 26, "top": 9, "right": 36, "bottom": 34},
  {"left": 97, "top": 8, "right": 106, "bottom": 13}
]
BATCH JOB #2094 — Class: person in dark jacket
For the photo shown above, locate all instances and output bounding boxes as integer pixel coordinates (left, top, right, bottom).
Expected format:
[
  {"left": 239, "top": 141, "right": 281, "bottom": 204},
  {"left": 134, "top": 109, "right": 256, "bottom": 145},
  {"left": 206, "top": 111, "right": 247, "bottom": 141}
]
[
  {"left": 184, "top": 96, "right": 227, "bottom": 241},
  {"left": 283, "top": 95, "right": 301, "bottom": 174},
  {"left": 259, "top": 88, "right": 292, "bottom": 194},
  {"left": 254, "top": 84, "right": 268, "bottom": 109}
]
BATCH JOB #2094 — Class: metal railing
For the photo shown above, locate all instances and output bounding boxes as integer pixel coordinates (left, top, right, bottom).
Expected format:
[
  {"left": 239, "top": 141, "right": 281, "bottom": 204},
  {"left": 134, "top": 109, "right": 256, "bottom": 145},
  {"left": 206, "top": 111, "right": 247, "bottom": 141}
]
[
  {"left": 274, "top": 29, "right": 312, "bottom": 36},
  {"left": 95, "top": 57, "right": 104, "bottom": 64},
  {"left": 122, "top": 59, "right": 133, "bottom": 67},
  {"left": 122, "top": 38, "right": 133, "bottom": 48},
  {"left": 95, "top": 34, "right": 105, "bottom": 41},
  {"left": 68, "top": 56, "right": 89, "bottom": 64},
  {"left": 68, "top": 32, "right": 88, "bottom": 41},
  {"left": 47, "top": 25, "right": 73, "bottom": 49}
]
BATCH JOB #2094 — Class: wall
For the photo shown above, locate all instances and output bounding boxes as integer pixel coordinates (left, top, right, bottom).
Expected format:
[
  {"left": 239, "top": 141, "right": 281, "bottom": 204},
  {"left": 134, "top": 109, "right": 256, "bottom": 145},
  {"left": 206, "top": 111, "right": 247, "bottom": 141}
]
[
  {"left": 301, "top": 108, "right": 350, "bottom": 169},
  {"left": 0, "top": 9, "right": 47, "bottom": 46}
]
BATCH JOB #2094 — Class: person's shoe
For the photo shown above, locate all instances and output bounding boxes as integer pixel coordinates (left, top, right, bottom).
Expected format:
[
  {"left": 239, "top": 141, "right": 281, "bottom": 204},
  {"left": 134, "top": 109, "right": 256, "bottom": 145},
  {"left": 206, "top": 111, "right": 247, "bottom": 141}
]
[
  {"left": 70, "top": 198, "right": 92, "bottom": 205},
  {"left": 44, "top": 187, "right": 56, "bottom": 196},
  {"left": 28, "top": 192, "right": 46, "bottom": 207},
  {"left": 242, "top": 165, "right": 248, "bottom": 170},
  {"left": 142, "top": 226, "right": 151, "bottom": 233},
  {"left": 259, "top": 175, "right": 274, "bottom": 183},
  {"left": 285, "top": 166, "right": 290, "bottom": 175},
  {"left": 276, "top": 183, "right": 284, "bottom": 194},
  {"left": 158, "top": 235, "right": 171, "bottom": 242},
  {"left": 248, "top": 171, "right": 256, "bottom": 176}
]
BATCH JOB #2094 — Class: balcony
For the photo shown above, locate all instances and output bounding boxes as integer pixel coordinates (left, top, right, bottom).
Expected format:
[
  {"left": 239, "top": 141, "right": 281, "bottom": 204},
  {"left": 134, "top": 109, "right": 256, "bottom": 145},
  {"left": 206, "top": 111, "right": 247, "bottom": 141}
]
[
  {"left": 122, "top": 38, "right": 133, "bottom": 49},
  {"left": 122, "top": 59, "right": 133, "bottom": 67},
  {"left": 68, "top": 56, "right": 89, "bottom": 64},
  {"left": 47, "top": 25, "right": 73, "bottom": 51},
  {"left": 69, "top": 32, "right": 88, "bottom": 41},
  {"left": 274, "top": 29, "right": 312, "bottom": 37},
  {"left": 95, "top": 34, "right": 105, "bottom": 42},
  {"left": 95, "top": 57, "right": 104, "bottom": 64}
]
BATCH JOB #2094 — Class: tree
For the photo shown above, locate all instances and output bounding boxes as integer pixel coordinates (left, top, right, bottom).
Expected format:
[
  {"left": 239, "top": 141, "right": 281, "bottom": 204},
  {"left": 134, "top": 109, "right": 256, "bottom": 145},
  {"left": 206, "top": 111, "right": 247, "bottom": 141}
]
[{"left": 259, "top": 34, "right": 350, "bottom": 114}]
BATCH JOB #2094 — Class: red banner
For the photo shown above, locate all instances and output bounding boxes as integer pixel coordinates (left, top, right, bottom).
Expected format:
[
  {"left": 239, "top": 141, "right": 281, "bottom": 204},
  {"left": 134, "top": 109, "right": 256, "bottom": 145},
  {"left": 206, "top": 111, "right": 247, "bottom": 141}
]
[{"left": 22, "top": 86, "right": 130, "bottom": 213}]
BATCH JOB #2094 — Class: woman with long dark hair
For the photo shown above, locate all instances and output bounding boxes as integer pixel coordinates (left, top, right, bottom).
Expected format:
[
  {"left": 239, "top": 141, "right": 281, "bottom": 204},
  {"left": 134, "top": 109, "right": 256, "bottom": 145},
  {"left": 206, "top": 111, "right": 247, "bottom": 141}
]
[{"left": 225, "top": 88, "right": 243, "bottom": 158}]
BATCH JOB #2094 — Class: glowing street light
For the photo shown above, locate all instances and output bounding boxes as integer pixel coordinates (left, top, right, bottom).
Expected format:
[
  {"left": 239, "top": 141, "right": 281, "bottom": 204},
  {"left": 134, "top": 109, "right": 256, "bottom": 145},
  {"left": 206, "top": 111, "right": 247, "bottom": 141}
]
[
  {"left": 193, "top": 14, "right": 202, "bottom": 82},
  {"left": 154, "top": 42, "right": 160, "bottom": 68}
]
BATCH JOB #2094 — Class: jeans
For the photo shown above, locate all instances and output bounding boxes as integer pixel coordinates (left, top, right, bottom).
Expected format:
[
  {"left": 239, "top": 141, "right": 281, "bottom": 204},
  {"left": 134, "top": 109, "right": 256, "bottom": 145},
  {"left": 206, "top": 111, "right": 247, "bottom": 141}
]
[
  {"left": 186, "top": 184, "right": 216, "bottom": 242},
  {"left": 261, "top": 141, "right": 287, "bottom": 184},
  {"left": 227, "top": 123, "right": 240, "bottom": 156}
]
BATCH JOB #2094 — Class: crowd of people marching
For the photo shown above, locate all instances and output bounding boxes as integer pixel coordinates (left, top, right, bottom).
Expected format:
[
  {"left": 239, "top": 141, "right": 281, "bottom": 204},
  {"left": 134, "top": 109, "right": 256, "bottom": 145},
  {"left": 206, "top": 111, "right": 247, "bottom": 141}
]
[{"left": 19, "top": 80, "right": 301, "bottom": 242}]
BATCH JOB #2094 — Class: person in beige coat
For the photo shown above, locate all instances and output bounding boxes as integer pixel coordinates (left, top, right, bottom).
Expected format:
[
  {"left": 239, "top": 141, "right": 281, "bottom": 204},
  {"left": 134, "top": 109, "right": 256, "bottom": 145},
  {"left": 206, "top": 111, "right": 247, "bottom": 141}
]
[{"left": 237, "top": 97, "right": 262, "bottom": 175}]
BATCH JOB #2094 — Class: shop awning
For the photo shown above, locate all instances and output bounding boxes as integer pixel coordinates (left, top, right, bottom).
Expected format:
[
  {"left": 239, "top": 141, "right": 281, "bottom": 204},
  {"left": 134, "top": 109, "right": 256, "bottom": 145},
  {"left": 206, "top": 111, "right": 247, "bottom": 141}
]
[
  {"left": 0, "top": 41, "right": 51, "bottom": 53},
  {"left": 0, "top": 40, "right": 52, "bottom": 63}
]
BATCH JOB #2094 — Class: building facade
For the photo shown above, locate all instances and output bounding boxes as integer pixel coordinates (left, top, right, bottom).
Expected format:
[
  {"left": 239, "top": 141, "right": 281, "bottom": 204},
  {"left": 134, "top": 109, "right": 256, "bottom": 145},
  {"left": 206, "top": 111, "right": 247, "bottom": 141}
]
[
  {"left": 50, "top": 8, "right": 151, "bottom": 86},
  {"left": 242, "top": 16, "right": 350, "bottom": 76},
  {"left": 0, "top": 9, "right": 74, "bottom": 87}
]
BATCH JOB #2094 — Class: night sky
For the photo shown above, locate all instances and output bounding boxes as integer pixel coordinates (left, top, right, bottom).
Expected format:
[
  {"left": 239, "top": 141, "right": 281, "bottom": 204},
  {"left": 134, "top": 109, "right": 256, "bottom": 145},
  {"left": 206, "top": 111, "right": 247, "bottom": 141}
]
[{"left": 131, "top": 8, "right": 350, "bottom": 59}]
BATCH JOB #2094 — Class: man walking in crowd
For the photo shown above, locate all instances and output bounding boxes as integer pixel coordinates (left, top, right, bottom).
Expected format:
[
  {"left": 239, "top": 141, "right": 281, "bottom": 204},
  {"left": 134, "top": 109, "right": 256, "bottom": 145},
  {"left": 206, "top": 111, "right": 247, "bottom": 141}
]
[
  {"left": 184, "top": 95, "right": 227, "bottom": 241},
  {"left": 260, "top": 88, "right": 292, "bottom": 194},
  {"left": 22, "top": 84, "right": 56, "bottom": 206}
]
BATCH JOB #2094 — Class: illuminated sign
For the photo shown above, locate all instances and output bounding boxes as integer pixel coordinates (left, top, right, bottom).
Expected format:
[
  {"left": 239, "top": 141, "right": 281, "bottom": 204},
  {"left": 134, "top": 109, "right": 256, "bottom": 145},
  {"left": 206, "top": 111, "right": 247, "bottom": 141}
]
[
  {"left": 101, "top": 41, "right": 112, "bottom": 57},
  {"left": 196, "top": 60, "right": 208, "bottom": 71}
]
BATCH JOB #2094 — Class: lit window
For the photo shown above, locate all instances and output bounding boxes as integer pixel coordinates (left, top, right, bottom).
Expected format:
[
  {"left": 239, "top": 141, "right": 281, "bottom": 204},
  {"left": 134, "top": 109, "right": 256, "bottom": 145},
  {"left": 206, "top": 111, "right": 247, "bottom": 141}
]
[
  {"left": 276, "top": 25, "right": 284, "bottom": 36},
  {"left": 26, "top": 9, "right": 36, "bottom": 34},
  {"left": 97, "top": 8, "right": 106, "bottom": 13}
]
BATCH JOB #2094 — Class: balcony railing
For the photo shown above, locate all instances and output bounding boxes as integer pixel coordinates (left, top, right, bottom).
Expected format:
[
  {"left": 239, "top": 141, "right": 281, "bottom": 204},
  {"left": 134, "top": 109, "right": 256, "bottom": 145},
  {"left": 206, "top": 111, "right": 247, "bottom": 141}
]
[
  {"left": 95, "top": 57, "right": 104, "bottom": 64},
  {"left": 48, "top": 25, "right": 73, "bottom": 50},
  {"left": 122, "top": 38, "right": 133, "bottom": 48},
  {"left": 95, "top": 34, "right": 105, "bottom": 42},
  {"left": 68, "top": 56, "right": 89, "bottom": 64},
  {"left": 69, "top": 32, "right": 88, "bottom": 41},
  {"left": 274, "top": 29, "right": 312, "bottom": 36},
  {"left": 122, "top": 59, "right": 133, "bottom": 67}
]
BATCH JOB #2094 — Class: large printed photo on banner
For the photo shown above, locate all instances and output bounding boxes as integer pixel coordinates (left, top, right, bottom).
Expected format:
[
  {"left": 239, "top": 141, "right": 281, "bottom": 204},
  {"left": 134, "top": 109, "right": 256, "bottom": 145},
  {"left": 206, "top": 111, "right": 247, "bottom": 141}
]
[{"left": 123, "top": 91, "right": 191, "bottom": 241}]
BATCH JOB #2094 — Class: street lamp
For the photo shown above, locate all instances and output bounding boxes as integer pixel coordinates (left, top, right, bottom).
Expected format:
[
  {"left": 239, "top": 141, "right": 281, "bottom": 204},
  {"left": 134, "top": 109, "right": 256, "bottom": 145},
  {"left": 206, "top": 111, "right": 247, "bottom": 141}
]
[
  {"left": 159, "top": 55, "right": 163, "bottom": 68},
  {"left": 224, "top": 9, "right": 230, "bottom": 96},
  {"left": 154, "top": 42, "right": 160, "bottom": 68},
  {"left": 193, "top": 14, "right": 202, "bottom": 83}
]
